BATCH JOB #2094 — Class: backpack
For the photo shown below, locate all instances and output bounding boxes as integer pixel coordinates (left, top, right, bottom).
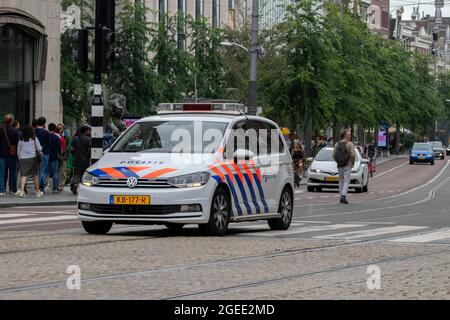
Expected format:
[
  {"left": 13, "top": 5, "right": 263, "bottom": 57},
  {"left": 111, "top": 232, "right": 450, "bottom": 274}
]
[
  {"left": 334, "top": 141, "right": 350, "bottom": 167},
  {"left": 367, "top": 146, "right": 375, "bottom": 158}
]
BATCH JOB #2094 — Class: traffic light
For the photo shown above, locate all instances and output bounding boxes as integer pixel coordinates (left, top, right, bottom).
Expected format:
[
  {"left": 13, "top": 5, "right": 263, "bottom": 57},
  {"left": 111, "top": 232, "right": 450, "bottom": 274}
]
[
  {"left": 101, "top": 27, "right": 115, "bottom": 72},
  {"left": 73, "top": 29, "right": 89, "bottom": 72}
]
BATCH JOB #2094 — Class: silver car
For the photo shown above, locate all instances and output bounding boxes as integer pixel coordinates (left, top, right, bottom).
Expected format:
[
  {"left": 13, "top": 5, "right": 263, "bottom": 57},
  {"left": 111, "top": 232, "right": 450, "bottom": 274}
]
[{"left": 307, "top": 147, "right": 369, "bottom": 193}]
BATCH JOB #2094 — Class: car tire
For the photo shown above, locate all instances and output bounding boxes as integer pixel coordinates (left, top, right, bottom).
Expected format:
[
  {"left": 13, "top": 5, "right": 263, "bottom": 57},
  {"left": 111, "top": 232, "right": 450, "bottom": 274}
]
[
  {"left": 431, "top": 160, "right": 435, "bottom": 165},
  {"left": 441, "top": 156, "right": 445, "bottom": 160},
  {"left": 199, "top": 187, "right": 230, "bottom": 236},
  {"left": 363, "top": 182, "right": 368, "bottom": 193},
  {"left": 355, "top": 186, "right": 363, "bottom": 193},
  {"left": 409, "top": 160, "right": 414, "bottom": 165},
  {"left": 307, "top": 186, "right": 315, "bottom": 192},
  {"left": 268, "top": 187, "right": 293, "bottom": 231},
  {"left": 165, "top": 223, "right": 185, "bottom": 230},
  {"left": 81, "top": 221, "right": 113, "bottom": 235}
]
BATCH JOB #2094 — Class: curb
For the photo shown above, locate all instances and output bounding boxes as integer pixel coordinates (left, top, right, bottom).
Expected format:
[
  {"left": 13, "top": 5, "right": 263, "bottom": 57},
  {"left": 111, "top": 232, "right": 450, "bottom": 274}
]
[{"left": 0, "top": 200, "right": 77, "bottom": 209}]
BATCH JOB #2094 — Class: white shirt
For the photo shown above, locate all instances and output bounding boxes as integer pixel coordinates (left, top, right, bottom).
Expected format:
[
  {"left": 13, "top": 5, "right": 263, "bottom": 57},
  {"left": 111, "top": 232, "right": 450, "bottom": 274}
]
[{"left": 18, "top": 138, "right": 43, "bottom": 160}]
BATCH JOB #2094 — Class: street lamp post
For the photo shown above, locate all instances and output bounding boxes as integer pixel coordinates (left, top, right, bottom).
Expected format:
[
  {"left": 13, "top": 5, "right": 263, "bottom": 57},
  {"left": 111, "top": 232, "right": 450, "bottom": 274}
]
[{"left": 248, "top": 0, "right": 259, "bottom": 116}]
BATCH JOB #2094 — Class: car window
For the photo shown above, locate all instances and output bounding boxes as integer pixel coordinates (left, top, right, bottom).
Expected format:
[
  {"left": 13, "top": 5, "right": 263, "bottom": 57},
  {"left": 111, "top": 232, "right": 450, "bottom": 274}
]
[
  {"left": 111, "top": 121, "right": 228, "bottom": 153},
  {"left": 413, "top": 143, "right": 432, "bottom": 151},
  {"left": 430, "top": 142, "right": 442, "bottom": 148},
  {"left": 253, "top": 120, "right": 285, "bottom": 155},
  {"left": 315, "top": 149, "right": 334, "bottom": 161}
]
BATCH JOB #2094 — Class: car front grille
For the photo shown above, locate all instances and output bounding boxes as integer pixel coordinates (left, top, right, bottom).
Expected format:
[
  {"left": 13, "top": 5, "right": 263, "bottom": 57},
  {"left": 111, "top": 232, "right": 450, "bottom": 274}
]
[
  {"left": 96, "top": 178, "right": 174, "bottom": 188},
  {"left": 309, "top": 178, "right": 339, "bottom": 185},
  {"left": 86, "top": 204, "right": 182, "bottom": 215}
]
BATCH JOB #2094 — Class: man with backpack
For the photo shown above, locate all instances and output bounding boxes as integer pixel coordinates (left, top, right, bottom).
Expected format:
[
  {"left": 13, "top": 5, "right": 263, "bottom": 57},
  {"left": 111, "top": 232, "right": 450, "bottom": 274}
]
[{"left": 333, "top": 129, "right": 356, "bottom": 204}]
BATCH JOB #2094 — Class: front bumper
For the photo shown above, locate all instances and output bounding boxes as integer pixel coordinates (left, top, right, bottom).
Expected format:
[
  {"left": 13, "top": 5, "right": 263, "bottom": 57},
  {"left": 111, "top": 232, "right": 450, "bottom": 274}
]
[
  {"left": 411, "top": 155, "right": 433, "bottom": 162},
  {"left": 77, "top": 182, "right": 216, "bottom": 224},
  {"left": 307, "top": 171, "right": 363, "bottom": 189}
]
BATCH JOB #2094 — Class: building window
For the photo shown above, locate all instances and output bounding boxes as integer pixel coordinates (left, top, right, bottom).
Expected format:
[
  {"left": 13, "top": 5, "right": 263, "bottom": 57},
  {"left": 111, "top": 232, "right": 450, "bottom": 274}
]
[
  {"left": 196, "top": 0, "right": 204, "bottom": 19},
  {"left": 213, "top": 0, "right": 220, "bottom": 28},
  {"left": 0, "top": 25, "right": 34, "bottom": 126},
  {"left": 229, "top": 0, "right": 234, "bottom": 9},
  {"left": 159, "top": 0, "right": 168, "bottom": 21},
  {"left": 178, "top": 0, "right": 186, "bottom": 50}
]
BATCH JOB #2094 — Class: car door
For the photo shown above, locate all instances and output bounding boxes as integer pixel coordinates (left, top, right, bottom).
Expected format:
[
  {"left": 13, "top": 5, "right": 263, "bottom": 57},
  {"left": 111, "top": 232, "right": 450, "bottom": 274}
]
[{"left": 253, "top": 120, "right": 289, "bottom": 213}]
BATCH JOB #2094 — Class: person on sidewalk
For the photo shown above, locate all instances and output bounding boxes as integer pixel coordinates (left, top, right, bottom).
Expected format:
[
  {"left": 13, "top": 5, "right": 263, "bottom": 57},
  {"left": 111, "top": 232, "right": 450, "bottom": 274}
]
[
  {"left": 35, "top": 117, "right": 50, "bottom": 192},
  {"left": 48, "top": 123, "right": 61, "bottom": 194},
  {"left": 333, "top": 129, "right": 356, "bottom": 204},
  {"left": 70, "top": 126, "right": 91, "bottom": 194},
  {"left": 0, "top": 114, "right": 19, "bottom": 196},
  {"left": 17, "top": 125, "right": 44, "bottom": 198},
  {"left": 56, "top": 123, "right": 68, "bottom": 192}
]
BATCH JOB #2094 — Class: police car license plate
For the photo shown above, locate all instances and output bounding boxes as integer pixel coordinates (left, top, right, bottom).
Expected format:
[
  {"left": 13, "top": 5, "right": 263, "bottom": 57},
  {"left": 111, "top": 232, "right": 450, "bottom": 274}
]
[
  {"left": 325, "top": 177, "right": 339, "bottom": 182},
  {"left": 110, "top": 196, "right": 151, "bottom": 205},
  {"left": 419, "top": 156, "right": 425, "bottom": 160}
]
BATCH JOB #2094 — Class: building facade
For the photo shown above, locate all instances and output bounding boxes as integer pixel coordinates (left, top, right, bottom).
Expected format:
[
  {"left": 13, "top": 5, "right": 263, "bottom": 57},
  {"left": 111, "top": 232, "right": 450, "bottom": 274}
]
[
  {"left": 0, "top": 0, "right": 61, "bottom": 126},
  {"left": 260, "top": 0, "right": 293, "bottom": 30}
]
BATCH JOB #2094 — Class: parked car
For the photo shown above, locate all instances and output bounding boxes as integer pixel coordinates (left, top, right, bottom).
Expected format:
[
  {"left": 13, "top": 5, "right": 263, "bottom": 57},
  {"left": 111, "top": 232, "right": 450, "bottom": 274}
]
[
  {"left": 429, "top": 141, "right": 445, "bottom": 160},
  {"left": 410, "top": 143, "right": 434, "bottom": 165},
  {"left": 446, "top": 145, "right": 450, "bottom": 156},
  {"left": 307, "top": 147, "right": 369, "bottom": 193}
]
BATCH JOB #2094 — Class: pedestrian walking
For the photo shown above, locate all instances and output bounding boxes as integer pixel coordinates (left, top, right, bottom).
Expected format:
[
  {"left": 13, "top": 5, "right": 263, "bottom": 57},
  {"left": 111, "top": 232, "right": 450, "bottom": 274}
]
[
  {"left": 332, "top": 129, "right": 356, "bottom": 204},
  {"left": 34, "top": 117, "right": 50, "bottom": 192},
  {"left": 57, "top": 123, "right": 68, "bottom": 192},
  {"left": 16, "top": 125, "right": 44, "bottom": 198},
  {"left": 0, "top": 114, "right": 19, "bottom": 196},
  {"left": 48, "top": 123, "right": 61, "bottom": 194},
  {"left": 70, "top": 126, "right": 91, "bottom": 194}
]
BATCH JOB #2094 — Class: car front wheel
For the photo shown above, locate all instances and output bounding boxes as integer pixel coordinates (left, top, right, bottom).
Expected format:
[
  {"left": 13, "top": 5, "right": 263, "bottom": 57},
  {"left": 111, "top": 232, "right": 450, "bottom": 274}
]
[
  {"left": 81, "top": 221, "right": 113, "bottom": 235},
  {"left": 199, "top": 187, "right": 230, "bottom": 236}
]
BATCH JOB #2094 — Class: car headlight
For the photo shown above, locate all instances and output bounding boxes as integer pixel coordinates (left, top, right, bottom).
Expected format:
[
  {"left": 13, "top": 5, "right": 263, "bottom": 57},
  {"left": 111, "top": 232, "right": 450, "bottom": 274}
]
[
  {"left": 351, "top": 167, "right": 359, "bottom": 173},
  {"left": 411, "top": 153, "right": 417, "bottom": 157},
  {"left": 310, "top": 168, "right": 321, "bottom": 173},
  {"left": 81, "top": 172, "right": 100, "bottom": 187},
  {"left": 167, "top": 172, "right": 210, "bottom": 188}
]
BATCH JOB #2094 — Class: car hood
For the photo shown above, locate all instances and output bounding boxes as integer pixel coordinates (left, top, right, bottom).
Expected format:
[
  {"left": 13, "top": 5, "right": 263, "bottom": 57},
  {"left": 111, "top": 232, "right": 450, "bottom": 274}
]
[
  {"left": 87, "top": 152, "right": 218, "bottom": 179},
  {"left": 310, "top": 160, "right": 360, "bottom": 173}
]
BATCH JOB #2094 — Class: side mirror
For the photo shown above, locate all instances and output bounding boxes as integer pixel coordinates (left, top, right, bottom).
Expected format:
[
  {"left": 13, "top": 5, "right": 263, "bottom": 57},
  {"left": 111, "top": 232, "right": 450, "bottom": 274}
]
[
  {"left": 233, "top": 149, "right": 255, "bottom": 161},
  {"left": 306, "top": 157, "right": 314, "bottom": 164}
]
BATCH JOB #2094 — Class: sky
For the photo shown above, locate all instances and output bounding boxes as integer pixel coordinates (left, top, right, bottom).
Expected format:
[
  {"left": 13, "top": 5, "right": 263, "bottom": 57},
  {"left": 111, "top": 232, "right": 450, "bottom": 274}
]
[{"left": 390, "top": 0, "right": 450, "bottom": 20}]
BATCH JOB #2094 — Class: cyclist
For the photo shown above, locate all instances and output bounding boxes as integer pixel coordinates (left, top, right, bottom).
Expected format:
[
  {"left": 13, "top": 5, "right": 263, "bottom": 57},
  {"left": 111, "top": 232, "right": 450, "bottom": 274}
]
[{"left": 291, "top": 141, "right": 305, "bottom": 188}]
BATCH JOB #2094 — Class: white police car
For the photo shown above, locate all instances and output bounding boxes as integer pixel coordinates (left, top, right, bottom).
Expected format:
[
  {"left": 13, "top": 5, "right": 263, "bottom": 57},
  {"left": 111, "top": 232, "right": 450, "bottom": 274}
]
[{"left": 78, "top": 103, "right": 294, "bottom": 235}]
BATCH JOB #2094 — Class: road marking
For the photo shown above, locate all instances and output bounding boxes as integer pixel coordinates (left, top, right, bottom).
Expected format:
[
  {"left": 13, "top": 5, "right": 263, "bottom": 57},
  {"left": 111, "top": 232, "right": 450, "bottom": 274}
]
[
  {"left": 390, "top": 229, "right": 450, "bottom": 243},
  {"left": 315, "top": 225, "right": 428, "bottom": 240},
  {"left": 300, "top": 175, "right": 450, "bottom": 218},
  {"left": 0, "top": 215, "right": 76, "bottom": 225},
  {"left": 293, "top": 220, "right": 331, "bottom": 224},
  {"left": 294, "top": 160, "right": 450, "bottom": 208},
  {"left": 0, "top": 214, "right": 34, "bottom": 219},
  {"left": 240, "top": 224, "right": 365, "bottom": 237},
  {"left": 346, "top": 221, "right": 396, "bottom": 225},
  {"left": 372, "top": 161, "right": 408, "bottom": 179},
  {"left": 230, "top": 222, "right": 304, "bottom": 231}
]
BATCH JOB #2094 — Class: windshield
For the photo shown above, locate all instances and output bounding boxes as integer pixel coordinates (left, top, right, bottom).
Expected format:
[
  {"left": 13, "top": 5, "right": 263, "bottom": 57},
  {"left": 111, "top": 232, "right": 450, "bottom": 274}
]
[
  {"left": 111, "top": 121, "right": 229, "bottom": 153},
  {"left": 315, "top": 149, "right": 334, "bottom": 161},
  {"left": 413, "top": 143, "right": 432, "bottom": 151},
  {"left": 430, "top": 141, "right": 443, "bottom": 149}
]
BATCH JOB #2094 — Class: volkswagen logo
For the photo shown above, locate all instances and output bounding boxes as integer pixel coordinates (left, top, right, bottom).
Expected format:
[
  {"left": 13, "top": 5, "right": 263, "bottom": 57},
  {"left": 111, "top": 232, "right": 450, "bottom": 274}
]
[{"left": 127, "top": 177, "right": 138, "bottom": 189}]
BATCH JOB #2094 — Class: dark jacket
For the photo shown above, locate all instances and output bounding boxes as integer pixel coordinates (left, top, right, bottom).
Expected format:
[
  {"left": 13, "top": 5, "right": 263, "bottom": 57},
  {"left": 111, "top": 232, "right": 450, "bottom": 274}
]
[
  {"left": 35, "top": 128, "right": 50, "bottom": 155},
  {"left": 48, "top": 132, "right": 61, "bottom": 161},
  {"left": 0, "top": 124, "right": 19, "bottom": 159},
  {"left": 72, "top": 134, "right": 91, "bottom": 165}
]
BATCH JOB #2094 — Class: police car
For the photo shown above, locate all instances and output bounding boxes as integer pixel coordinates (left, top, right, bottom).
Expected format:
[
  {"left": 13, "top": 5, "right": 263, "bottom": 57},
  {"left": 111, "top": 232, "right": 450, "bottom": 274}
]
[{"left": 78, "top": 103, "right": 294, "bottom": 235}]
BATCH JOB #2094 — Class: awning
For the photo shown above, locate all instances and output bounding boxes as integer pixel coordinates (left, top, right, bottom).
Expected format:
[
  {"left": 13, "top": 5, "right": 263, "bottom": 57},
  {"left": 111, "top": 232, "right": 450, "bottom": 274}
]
[{"left": 0, "top": 7, "right": 48, "bottom": 81}]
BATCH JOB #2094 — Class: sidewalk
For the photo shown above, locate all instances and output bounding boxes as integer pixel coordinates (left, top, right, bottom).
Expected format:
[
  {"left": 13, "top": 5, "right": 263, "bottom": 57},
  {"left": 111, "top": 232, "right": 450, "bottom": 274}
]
[{"left": 0, "top": 187, "right": 77, "bottom": 209}]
